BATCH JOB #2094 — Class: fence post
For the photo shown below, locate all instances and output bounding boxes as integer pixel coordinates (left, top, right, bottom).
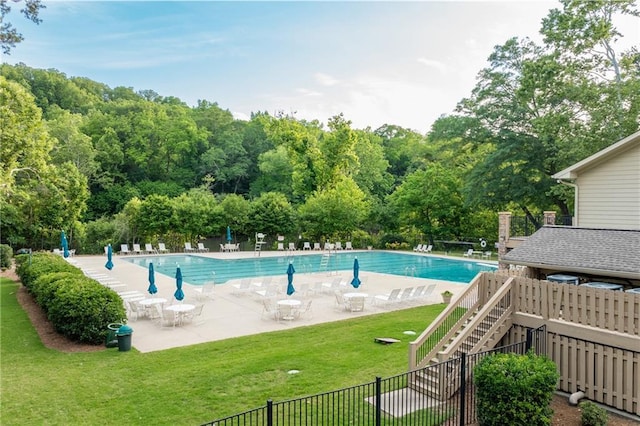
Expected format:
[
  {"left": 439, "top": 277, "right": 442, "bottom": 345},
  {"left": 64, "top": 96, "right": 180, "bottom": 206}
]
[
  {"left": 526, "top": 328, "right": 533, "bottom": 352},
  {"left": 267, "top": 399, "right": 273, "bottom": 426},
  {"left": 375, "top": 376, "right": 381, "bottom": 426},
  {"left": 459, "top": 353, "right": 466, "bottom": 426}
]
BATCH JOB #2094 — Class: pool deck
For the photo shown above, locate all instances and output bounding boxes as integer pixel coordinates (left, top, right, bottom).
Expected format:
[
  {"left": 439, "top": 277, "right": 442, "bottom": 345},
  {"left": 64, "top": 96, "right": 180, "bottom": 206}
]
[{"left": 69, "top": 250, "right": 481, "bottom": 353}]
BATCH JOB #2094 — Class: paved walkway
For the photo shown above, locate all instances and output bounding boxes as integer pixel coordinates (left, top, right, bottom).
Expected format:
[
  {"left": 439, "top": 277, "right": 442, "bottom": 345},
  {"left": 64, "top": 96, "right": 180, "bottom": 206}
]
[{"left": 71, "top": 250, "right": 473, "bottom": 353}]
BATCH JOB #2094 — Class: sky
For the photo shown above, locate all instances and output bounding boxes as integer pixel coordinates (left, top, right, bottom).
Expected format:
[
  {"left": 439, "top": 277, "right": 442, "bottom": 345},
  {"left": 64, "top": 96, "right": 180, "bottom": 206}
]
[{"left": 2, "top": 1, "right": 634, "bottom": 133}]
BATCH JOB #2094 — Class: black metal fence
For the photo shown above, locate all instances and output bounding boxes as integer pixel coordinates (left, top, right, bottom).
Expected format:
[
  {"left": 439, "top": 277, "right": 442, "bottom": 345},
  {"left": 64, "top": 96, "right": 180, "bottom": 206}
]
[
  {"left": 510, "top": 215, "right": 572, "bottom": 237},
  {"left": 203, "top": 326, "right": 546, "bottom": 426}
]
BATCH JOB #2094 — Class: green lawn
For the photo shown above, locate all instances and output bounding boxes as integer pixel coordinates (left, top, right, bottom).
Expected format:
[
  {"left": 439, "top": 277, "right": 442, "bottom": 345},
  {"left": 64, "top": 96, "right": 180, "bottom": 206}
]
[{"left": 1, "top": 277, "right": 445, "bottom": 425}]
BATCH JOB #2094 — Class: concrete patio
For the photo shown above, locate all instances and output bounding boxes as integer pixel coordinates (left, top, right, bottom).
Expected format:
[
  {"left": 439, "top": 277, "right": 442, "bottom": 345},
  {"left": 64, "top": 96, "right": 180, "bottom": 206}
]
[{"left": 70, "top": 250, "right": 471, "bottom": 353}]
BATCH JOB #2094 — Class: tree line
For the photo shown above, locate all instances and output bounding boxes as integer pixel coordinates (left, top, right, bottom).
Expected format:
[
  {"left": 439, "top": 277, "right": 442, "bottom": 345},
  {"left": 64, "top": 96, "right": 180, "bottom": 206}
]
[{"left": 1, "top": 0, "right": 638, "bottom": 254}]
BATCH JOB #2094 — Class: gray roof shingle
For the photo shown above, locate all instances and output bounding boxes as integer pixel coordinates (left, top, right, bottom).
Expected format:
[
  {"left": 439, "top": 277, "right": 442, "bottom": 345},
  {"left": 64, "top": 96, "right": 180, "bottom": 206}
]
[{"left": 502, "top": 226, "right": 640, "bottom": 279}]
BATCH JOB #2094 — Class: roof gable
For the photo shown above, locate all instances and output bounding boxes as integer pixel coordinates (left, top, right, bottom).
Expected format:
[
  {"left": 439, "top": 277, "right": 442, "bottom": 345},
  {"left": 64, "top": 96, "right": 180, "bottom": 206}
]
[
  {"left": 502, "top": 226, "right": 640, "bottom": 280},
  {"left": 553, "top": 131, "right": 640, "bottom": 179}
]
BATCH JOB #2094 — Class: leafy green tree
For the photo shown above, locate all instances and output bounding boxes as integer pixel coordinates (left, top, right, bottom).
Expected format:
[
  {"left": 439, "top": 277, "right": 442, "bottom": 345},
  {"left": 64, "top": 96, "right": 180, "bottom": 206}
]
[
  {"left": 137, "top": 194, "right": 174, "bottom": 240},
  {"left": 46, "top": 107, "right": 98, "bottom": 179},
  {"left": 250, "top": 145, "right": 294, "bottom": 198},
  {"left": 374, "top": 124, "right": 429, "bottom": 184},
  {"left": 248, "top": 192, "right": 296, "bottom": 238},
  {"left": 352, "top": 129, "right": 394, "bottom": 199},
  {"left": 171, "top": 189, "right": 218, "bottom": 242},
  {"left": 298, "top": 178, "right": 370, "bottom": 240},
  {"left": 388, "top": 164, "right": 465, "bottom": 243},
  {"left": 0, "top": 0, "right": 45, "bottom": 54},
  {"left": 217, "top": 194, "right": 251, "bottom": 237},
  {"left": 317, "top": 114, "right": 359, "bottom": 189}
]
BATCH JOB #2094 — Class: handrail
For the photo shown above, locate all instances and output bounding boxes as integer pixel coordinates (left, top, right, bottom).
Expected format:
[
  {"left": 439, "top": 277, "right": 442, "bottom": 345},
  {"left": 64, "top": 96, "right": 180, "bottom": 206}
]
[
  {"left": 439, "top": 278, "right": 514, "bottom": 360},
  {"left": 408, "top": 273, "right": 511, "bottom": 370},
  {"left": 408, "top": 274, "right": 483, "bottom": 370}
]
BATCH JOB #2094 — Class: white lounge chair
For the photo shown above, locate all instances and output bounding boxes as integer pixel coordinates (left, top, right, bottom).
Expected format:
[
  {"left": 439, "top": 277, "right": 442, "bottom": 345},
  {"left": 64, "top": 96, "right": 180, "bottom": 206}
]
[
  {"left": 374, "top": 288, "right": 401, "bottom": 305},
  {"left": 313, "top": 242, "right": 321, "bottom": 250},
  {"left": 120, "top": 244, "right": 131, "bottom": 255},
  {"left": 422, "top": 244, "right": 433, "bottom": 253},
  {"left": 288, "top": 242, "right": 297, "bottom": 251},
  {"left": 463, "top": 248, "right": 474, "bottom": 257},
  {"left": 277, "top": 242, "right": 285, "bottom": 251},
  {"left": 194, "top": 281, "right": 215, "bottom": 301},
  {"left": 303, "top": 242, "right": 311, "bottom": 250},
  {"left": 345, "top": 242, "right": 353, "bottom": 250},
  {"left": 184, "top": 242, "right": 196, "bottom": 252},
  {"left": 145, "top": 243, "right": 158, "bottom": 254},
  {"left": 132, "top": 244, "right": 142, "bottom": 255},
  {"left": 157, "top": 243, "right": 170, "bottom": 253},
  {"left": 335, "top": 241, "right": 343, "bottom": 250},
  {"left": 413, "top": 244, "right": 423, "bottom": 252},
  {"left": 197, "top": 243, "right": 209, "bottom": 252}
]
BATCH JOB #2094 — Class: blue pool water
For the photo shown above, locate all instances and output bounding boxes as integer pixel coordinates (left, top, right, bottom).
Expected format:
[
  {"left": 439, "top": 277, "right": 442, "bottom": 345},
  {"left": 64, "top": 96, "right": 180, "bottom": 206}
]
[{"left": 125, "top": 251, "right": 497, "bottom": 285}]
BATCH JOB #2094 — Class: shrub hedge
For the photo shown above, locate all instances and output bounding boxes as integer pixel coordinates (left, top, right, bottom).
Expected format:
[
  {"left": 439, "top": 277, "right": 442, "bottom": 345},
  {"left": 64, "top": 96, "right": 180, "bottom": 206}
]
[
  {"left": 0, "top": 244, "right": 13, "bottom": 269},
  {"left": 15, "top": 253, "right": 126, "bottom": 345},
  {"left": 474, "top": 350, "right": 559, "bottom": 426}
]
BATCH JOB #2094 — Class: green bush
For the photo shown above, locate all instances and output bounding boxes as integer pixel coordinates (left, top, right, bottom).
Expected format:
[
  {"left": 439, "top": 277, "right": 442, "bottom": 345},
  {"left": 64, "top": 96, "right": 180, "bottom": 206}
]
[
  {"left": 580, "top": 401, "right": 608, "bottom": 426},
  {"left": 15, "top": 253, "right": 125, "bottom": 344},
  {"left": 0, "top": 244, "right": 13, "bottom": 269},
  {"left": 474, "top": 351, "right": 559, "bottom": 426},
  {"left": 32, "top": 272, "right": 84, "bottom": 314},
  {"left": 15, "top": 253, "right": 79, "bottom": 291},
  {"left": 47, "top": 277, "right": 125, "bottom": 344}
]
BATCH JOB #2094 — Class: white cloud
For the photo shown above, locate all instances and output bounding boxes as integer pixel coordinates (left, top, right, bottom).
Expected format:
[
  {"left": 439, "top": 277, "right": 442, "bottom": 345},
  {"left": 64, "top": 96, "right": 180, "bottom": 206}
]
[
  {"left": 314, "top": 72, "right": 340, "bottom": 87},
  {"left": 417, "top": 58, "right": 447, "bottom": 74}
]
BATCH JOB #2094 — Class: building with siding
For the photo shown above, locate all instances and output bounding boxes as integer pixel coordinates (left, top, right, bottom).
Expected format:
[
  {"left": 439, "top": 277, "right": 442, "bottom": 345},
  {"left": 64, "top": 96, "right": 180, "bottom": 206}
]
[
  {"left": 553, "top": 130, "right": 640, "bottom": 230},
  {"left": 501, "top": 130, "right": 640, "bottom": 287}
]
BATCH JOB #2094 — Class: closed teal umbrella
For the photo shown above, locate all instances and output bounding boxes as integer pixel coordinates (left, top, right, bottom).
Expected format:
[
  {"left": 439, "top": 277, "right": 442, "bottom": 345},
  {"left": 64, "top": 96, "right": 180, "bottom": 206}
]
[
  {"left": 226, "top": 226, "right": 232, "bottom": 242},
  {"left": 105, "top": 244, "right": 114, "bottom": 270},
  {"left": 61, "top": 231, "right": 70, "bottom": 258},
  {"left": 286, "top": 262, "right": 296, "bottom": 296},
  {"left": 148, "top": 262, "right": 157, "bottom": 295},
  {"left": 174, "top": 266, "right": 184, "bottom": 301},
  {"left": 350, "top": 257, "right": 361, "bottom": 289}
]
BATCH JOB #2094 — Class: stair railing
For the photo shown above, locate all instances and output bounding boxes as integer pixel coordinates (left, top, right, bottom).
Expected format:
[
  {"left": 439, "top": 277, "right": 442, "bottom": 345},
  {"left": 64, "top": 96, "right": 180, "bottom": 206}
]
[{"left": 408, "top": 272, "right": 510, "bottom": 370}]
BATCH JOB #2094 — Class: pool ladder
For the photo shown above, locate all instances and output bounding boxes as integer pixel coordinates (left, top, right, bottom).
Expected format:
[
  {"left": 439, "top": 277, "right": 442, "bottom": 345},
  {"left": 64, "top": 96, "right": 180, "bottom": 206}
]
[{"left": 405, "top": 266, "right": 416, "bottom": 277}]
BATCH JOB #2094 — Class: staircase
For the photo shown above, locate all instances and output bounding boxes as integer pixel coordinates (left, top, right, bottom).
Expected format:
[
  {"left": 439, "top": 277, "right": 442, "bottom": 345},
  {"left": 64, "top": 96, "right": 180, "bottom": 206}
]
[{"left": 408, "top": 274, "right": 514, "bottom": 400}]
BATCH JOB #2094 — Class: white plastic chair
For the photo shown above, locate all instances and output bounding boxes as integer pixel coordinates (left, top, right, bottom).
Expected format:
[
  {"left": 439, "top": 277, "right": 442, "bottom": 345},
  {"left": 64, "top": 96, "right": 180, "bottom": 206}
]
[
  {"left": 303, "top": 242, "right": 311, "bottom": 250},
  {"left": 345, "top": 242, "right": 353, "bottom": 250}
]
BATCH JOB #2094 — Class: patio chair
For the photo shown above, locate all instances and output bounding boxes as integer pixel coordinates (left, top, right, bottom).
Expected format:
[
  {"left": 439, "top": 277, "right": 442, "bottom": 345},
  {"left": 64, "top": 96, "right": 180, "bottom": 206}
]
[
  {"left": 184, "top": 242, "right": 196, "bottom": 252},
  {"left": 194, "top": 280, "right": 215, "bottom": 301},
  {"left": 156, "top": 305, "right": 177, "bottom": 328},
  {"left": 413, "top": 244, "right": 423, "bottom": 252},
  {"left": 120, "top": 244, "right": 131, "bottom": 255},
  {"left": 398, "top": 287, "right": 414, "bottom": 303},
  {"left": 482, "top": 251, "right": 492, "bottom": 259},
  {"left": 261, "top": 298, "right": 279, "bottom": 321},
  {"left": 183, "top": 304, "right": 205, "bottom": 325},
  {"left": 313, "top": 242, "right": 321, "bottom": 250},
  {"left": 197, "top": 242, "right": 209, "bottom": 252},
  {"left": 303, "top": 242, "right": 311, "bottom": 250},
  {"left": 411, "top": 285, "right": 426, "bottom": 299},
  {"left": 295, "top": 300, "right": 313, "bottom": 319},
  {"left": 345, "top": 241, "right": 353, "bottom": 250},
  {"left": 374, "top": 288, "right": 401, "bottom": 305},
  {"left": 349, "top": 296, "right": 365, "bottom": 312},
  {"left": 422, "top": 284, "right": 436, "bottom": 299},
  {"left": 157, "top": 243, "right": 170, "bottom": 253},
  {"left": 277, "top": 242, "right": 285, "bottom": 251},
  {"left": 145, "top": 243, "right": 158, "bottom": 254},
  {"left": 288, "top": 242, "right": 297, "bottom": 251},
  {"left": 423, "top": 244, "right": 433, "bottom": 253},
  {"left": 132, "top": 244, "right": 142, "bottom": 255},
  {"left": 334, "top": 291, "right": 349, "bottom": 311},
  {"left": 463, "top": 248, "right": 474, "bottom": 257},
  {"left": 335, "top": 241, "right": 343, "bottom": 250}
]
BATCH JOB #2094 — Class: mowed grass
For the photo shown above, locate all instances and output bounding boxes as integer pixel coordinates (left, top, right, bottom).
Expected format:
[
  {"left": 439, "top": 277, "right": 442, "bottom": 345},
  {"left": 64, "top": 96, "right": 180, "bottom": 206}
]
[{"left": 1, "top": 277, "right": 446, "bottom": 425}]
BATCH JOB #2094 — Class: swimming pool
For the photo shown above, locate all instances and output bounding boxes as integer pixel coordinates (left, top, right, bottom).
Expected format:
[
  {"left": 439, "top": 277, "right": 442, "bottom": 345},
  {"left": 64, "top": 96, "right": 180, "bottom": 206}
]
[{"left": 125, "top": 251, "right": 497, "bottom": 285}]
